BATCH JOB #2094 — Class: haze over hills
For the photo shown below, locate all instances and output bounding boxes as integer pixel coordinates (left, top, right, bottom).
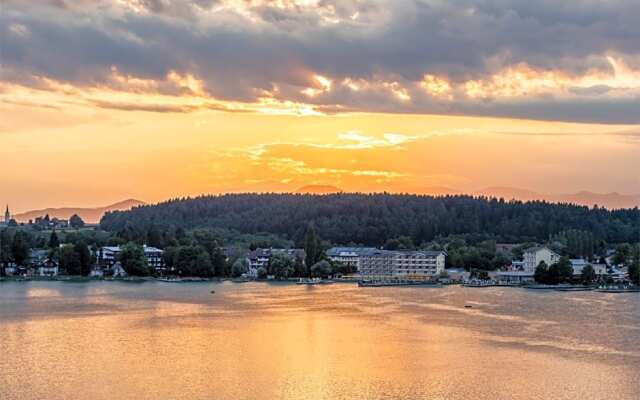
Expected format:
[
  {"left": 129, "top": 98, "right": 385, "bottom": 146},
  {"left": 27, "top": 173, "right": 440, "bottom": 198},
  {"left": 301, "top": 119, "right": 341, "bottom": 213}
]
[{"left": 14, "top": 199, "right": 146, "bottom": 224}]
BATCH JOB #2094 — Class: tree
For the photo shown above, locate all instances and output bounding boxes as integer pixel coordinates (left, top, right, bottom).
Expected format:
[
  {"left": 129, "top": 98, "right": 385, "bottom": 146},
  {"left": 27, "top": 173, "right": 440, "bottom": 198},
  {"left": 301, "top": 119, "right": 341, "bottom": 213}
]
[
  {"left": 553, "top": 257, "right": 574, "bottom": 283},
  {"left": 69, "top": 214, "right": 85, "bottom": 229},
  {"left": 48, "top": 230, "right": 60, "bottom": 249},
  {"left": 629, "top": 244, "right": 640, "bottom": 286},
  {"left": 231, "top": 258, "right": 249, "bottom": 278},
  {"left": 612, "top": 243, "right": 631, "bottom": 266},
  {"left": 581, "top": 264, "right": 597, "bottom": 284},
  {"left": 169, "top": 245, "right": 213, "bottom": 277},
  {"left": 304, "top": 224, "right": 320, "bottom": 277},
  {"left": 534, "top": 261, "right": 549, "bottom": 284},
  {"left": 310, "top": 260, "right": 333, "bottom": 278},
  {"left": 269, "top": 253, "right": 295, "bottom": 279},
  {"left": 0, "top": 229, "right": 12, "bottom": 275},
  {"left": 11, "top": 230, "right": 30, "bottom": 267},
  {"left": 119, "top": 242, "right": 150, "bottom": 276},
  {"left": 59, "top": 245, "right": 81, "bottom": 275},
  {"left": 74, "top": 242, "right": 92, "bottom": 276},
  {"left": 256, "top": 267, "right": 267, "bottom": 279}
]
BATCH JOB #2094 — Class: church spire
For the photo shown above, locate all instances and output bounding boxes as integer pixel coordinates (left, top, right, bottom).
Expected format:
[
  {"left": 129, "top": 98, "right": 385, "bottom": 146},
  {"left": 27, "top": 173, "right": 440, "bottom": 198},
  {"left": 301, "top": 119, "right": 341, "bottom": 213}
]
[{"left": 4, "top": 205, "right": 10, "bottom": 223}]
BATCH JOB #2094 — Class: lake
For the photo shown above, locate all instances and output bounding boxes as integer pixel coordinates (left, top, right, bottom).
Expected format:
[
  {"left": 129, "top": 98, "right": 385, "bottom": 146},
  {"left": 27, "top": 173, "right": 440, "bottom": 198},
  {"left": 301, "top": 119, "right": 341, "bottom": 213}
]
[{"left": 0, "top": 281, "right": 638, "bottom": 400}]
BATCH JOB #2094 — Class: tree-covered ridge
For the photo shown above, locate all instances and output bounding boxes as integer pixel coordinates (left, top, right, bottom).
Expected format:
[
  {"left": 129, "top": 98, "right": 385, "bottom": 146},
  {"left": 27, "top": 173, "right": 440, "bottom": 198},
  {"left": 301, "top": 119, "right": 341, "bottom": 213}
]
[{"left": 100, "top": 194, "right": 640, "bottom": 246}]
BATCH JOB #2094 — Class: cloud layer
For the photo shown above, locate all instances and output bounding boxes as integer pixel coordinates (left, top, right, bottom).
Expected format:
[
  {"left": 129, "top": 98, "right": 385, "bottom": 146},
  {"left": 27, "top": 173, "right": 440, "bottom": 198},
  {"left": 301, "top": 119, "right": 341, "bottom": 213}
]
[{"left": 3, "top": 0, "right": 640, "bottom": 122}]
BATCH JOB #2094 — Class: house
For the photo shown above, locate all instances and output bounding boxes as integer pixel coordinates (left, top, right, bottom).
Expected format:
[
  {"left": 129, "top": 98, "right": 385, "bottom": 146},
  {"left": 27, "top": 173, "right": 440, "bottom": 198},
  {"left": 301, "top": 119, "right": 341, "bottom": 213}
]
[
  {"left": 37, "top": 258, "right": 59, "bottom": 277},
  {"left": 247, "top": 248, "right": 305, "bottom": 271},
  {"left": 495, "top": 270, "right": 535, "bottom": 284},
  {"left": 569, "top": 259, "right": 607, "bottom": 277},
  {"left": 444, "top": 268, "right": 470, "bottom": 282},
  {"left": 522, "top": 246, "right": 560, "bottom": 272},
  {"left": 358, "top": 249, "right": 446, "bottom": 278},
  {"left": 98, "top": 245, "right": 165, "bottom": 274},
  {"left": 326, "top": 247, "right": 377, "bottom": 271}
]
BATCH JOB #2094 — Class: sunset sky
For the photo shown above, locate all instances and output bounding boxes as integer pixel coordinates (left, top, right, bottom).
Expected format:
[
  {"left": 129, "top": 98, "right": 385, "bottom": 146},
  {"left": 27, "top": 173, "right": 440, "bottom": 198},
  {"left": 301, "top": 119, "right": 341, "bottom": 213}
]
[{"left": 1, "top": 0, "right": 640, "bottom": 212}]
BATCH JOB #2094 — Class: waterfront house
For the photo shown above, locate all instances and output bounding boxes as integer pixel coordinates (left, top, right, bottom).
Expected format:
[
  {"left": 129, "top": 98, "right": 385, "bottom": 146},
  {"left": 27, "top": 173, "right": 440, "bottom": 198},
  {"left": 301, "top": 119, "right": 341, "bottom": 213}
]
[
  {"left": 495, "top": 270, "right": 535, "bottom": 284},
  {"left": 99, "top": 245, "right": 165, "bottom": 274},
  {"left": 522, "top": 246, "right": 560, "bottom": 272},
  {"left": 37, "top": 258, "right": 59, "bottom": 277},
  {"left": 247, "top": 248, "right": 305, "bottom": 270}
]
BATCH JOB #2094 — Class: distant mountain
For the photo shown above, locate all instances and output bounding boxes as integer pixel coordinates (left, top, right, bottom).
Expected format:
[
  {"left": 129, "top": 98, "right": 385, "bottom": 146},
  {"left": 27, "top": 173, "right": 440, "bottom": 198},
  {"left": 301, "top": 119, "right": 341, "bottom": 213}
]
[
  {"left": 474, "top": 187, "right": 640, "bottom": 209},
  {"left": 296, "top": 185, "right": 343, "bottom": 194},
  {"left": 14, "top": 199, "right": 146, "bottom": 224}
]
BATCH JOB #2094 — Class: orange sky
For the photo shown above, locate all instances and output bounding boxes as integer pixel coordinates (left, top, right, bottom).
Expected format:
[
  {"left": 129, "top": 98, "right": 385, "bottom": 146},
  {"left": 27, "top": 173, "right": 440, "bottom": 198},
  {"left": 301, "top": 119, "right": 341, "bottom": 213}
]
[{"left": 1, "top": 1, "right": 640, "bottom": 212}]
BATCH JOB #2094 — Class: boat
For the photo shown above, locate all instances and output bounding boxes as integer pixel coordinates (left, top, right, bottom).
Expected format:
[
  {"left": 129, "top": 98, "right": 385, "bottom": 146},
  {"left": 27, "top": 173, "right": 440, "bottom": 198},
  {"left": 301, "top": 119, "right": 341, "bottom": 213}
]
[
  {"left": 553, "top": 286, "right": 594, "bottom": 292},
  {"left": 595, "top": 287, "right": 640, "bottom": 293},
  {"left": 158, "top": 277, "right": 183, "bottom": 283},
  {"left": 297, "top": 278, "right": 322, "bottom": 285}
]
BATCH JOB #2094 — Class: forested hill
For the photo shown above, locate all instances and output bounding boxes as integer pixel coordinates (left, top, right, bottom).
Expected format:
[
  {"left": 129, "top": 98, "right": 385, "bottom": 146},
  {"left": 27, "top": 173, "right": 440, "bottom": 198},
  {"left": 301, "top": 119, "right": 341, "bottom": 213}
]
[{"left": 99, "top": 194, "right": 640, "bottom": 246}]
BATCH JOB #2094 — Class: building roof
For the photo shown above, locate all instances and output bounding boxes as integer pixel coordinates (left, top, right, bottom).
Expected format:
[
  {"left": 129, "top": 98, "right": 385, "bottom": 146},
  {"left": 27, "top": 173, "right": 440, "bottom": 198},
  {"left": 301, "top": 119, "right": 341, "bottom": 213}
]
[
  {"left": 523, "top": 246, "right": 558, "bottom": 256},
  {"left": 326, "top": 247, "right": 377, "bottom": 256},
  {"left": 360, "top": 249, "right": 446, "bottom": 257}
]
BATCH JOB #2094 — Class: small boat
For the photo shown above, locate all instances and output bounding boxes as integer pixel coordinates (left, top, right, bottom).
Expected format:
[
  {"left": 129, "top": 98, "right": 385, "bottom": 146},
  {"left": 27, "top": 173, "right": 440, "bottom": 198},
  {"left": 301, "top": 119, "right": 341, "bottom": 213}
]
[
  {"left": 595, "top": 287, "right": 640, "bottom": 293},
  {"left": 210, "top": 290, "right": 215, "bottom": 294},
  {"left": 158, "top": 277, "right": 183, "bottom": 283},
  {"left": 464, "top": 305, "right": 473, "bottom": 308},
  {"left": 297, "top": 278, "right": 322, "bottom": 285}
]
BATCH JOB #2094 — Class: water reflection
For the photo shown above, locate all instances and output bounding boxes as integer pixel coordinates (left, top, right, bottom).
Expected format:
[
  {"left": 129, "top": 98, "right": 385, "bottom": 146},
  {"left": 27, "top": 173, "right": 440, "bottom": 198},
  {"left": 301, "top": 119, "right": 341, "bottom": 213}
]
[{"left": 0, "top": 281, "right": 638, "bottom": 400}]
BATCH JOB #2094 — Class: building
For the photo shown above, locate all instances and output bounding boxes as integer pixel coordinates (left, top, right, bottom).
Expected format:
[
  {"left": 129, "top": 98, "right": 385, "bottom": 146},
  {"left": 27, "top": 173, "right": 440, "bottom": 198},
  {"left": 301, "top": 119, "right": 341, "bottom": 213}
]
[
  {"left": 522, "top": 246, "right": 560, "bottom": 272},
  {"left": 98, "top": 245, "right": 165, "bottom": 274},
  {"left": 358, "top": 249, "right": 446, "bottom": 278},
  {"left": 37, "top": 258, "right": 59, "bottom": 277},
  {"left": 495, "top": 271, "right": 535, "bottom": 284},
  {"left": 247, "top": 248, "right": 305, "bottom": 271},
  {"left": 569, "top": 259, "right": 608, "bottom": 277},
  {"left": 4, "top": 205, "right": 10, "bottom": 224},
  {"left": 326, "top": 247, "right": 377, "bottom": 270}
]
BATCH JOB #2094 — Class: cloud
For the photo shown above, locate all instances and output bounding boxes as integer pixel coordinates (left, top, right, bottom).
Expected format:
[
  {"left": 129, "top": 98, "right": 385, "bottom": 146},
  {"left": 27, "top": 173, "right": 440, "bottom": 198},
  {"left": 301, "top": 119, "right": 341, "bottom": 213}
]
[{"left": 3, "top": 1, "right": 640, "bottom": 122}]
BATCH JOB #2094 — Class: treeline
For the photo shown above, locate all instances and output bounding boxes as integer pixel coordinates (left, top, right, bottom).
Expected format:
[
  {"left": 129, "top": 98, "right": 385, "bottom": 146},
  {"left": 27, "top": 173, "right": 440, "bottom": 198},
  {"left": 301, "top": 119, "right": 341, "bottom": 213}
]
[{"left": 100, "top": 194, "right": 640, "bottom": 247}]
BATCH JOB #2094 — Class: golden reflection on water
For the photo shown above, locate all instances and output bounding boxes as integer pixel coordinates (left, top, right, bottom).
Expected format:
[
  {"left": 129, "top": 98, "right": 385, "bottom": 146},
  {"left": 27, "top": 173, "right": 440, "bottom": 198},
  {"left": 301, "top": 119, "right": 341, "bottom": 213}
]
[{"left": 0, "top": 282, "right": 638, "bottom": 400}]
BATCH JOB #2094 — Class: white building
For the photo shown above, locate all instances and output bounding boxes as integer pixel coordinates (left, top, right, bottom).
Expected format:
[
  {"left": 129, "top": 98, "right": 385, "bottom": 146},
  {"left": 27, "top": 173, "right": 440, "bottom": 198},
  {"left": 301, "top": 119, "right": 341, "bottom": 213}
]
[
  {"left": 523, "top": 246, "right": 560, "bottom": 272},
  {"left": 99, "top": 245, "right": 165, "bottom": 273},
  {"left": 37, "top": 259, "right": 59, "bottom": 277},
  {"left": 358, "top": 249, "right": 446, "bottom": 278},
  {"left": 569, "top": 259, "right": 608, "bottom": 276},
  {"left": 247, "top": 248, "right": 305, "bottom": 270},
  {"left": 326, "top": 247, "right": 376, "bottom": 270}
]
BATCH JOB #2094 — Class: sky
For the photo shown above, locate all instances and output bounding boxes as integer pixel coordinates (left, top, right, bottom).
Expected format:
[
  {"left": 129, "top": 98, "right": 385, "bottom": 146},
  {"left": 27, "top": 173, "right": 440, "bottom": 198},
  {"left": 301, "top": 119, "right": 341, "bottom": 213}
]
[{"left": 1, "top": 0, "right": 640, "bottom": 212}]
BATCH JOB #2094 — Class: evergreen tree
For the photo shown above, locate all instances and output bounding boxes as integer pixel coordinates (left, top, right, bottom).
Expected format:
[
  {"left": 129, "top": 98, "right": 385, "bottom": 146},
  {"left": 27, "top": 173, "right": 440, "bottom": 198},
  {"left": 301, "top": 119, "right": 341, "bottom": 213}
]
[
  {"left": 11, "top": 230, "right": 30, "bottom": 267},
  {"left": 69, "top": 214, "right": 85, "bottom": 229},
  {"left": 48, "top": 230, "right": 60, "bottom": 249}
]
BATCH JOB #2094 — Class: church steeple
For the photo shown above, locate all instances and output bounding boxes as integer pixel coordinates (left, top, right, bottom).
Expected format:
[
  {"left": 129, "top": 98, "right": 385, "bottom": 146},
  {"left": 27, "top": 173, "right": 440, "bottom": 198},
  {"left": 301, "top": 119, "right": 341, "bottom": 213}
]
[{"left": 4, "top": 205, "right": 10, "bottom": 224}]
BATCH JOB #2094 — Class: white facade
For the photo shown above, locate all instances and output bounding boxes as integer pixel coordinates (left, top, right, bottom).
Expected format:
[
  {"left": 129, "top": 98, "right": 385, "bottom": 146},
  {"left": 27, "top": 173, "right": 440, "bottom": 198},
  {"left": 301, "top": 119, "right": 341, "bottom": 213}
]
[
  {"left": 326, "top": 247, "right": 376, "bottom": 270},
  {"left": 523, "top": 246, "right": 560, "bottom": 272},
  {"left": 358, "top": 250, "right": 446, "bottom": 278},
  {"left": 99, "top": 245, "right": 165, "bottom": 272},
  {"left": 570, "top": 259, "right": 607, "bottom": 276}
]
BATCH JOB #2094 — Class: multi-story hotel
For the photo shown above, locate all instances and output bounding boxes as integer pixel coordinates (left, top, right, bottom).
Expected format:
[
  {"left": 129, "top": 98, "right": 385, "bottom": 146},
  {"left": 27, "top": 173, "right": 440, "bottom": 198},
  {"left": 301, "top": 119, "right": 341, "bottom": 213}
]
[{"left": 358, "top": 249, "right": 446, "bottom": 278}]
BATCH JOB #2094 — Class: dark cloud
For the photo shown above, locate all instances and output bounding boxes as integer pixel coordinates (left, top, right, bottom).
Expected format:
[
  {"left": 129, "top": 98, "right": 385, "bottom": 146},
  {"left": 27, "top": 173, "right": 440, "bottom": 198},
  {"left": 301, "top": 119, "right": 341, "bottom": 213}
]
[{"left": 2, "top": 0, "right": 640, "bottom": 123}]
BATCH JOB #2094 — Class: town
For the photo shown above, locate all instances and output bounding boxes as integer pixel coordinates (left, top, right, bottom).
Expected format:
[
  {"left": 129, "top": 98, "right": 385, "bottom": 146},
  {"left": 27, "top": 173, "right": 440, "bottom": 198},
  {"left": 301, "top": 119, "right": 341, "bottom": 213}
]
[{"left": 1, "top": 203, "right": 638, "bottom": 291}]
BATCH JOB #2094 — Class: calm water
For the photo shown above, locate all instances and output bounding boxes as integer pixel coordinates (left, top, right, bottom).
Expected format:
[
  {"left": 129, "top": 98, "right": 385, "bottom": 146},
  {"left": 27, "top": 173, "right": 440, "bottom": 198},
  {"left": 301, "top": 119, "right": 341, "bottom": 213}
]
[{"left": 1, "top": 281, "right": 638, "bottom": 400}]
